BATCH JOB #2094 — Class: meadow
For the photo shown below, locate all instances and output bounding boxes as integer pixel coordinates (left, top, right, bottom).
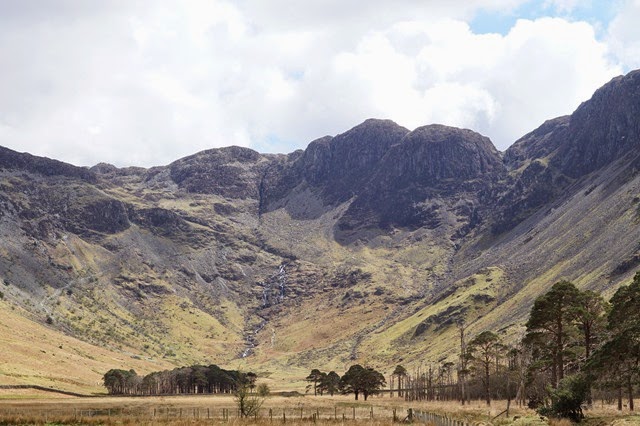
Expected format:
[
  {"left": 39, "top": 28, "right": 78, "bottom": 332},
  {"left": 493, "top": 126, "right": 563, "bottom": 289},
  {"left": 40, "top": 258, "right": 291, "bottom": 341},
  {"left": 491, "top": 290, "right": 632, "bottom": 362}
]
[{"left": 0, "top": 390, "right": 638, "bottom": 425}]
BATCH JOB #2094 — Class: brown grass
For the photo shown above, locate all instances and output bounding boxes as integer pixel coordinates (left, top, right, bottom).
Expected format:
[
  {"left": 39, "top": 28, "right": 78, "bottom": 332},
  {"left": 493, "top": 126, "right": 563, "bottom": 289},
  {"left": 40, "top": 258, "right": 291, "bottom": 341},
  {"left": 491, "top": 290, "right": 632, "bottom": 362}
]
[
  {"left": 0, "top": 300, "right": 176, "bottom": 394},
  {"left": 0, "top": 415, "right": 404, "bottom": 426},
  {"left": 547, "top": 419, "right": 573, "bottom": 426},
  {"left": 0, "top": 394, "right": 401, "bottom": 425},
  {"left": 1, "top": 394, "right": 639, "bottom": 425}
]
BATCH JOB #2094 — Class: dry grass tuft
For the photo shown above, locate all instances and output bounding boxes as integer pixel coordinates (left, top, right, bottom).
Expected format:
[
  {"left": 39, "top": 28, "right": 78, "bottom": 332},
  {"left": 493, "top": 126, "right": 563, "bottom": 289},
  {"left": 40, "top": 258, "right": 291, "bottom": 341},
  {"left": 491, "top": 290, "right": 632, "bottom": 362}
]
[{"left": 547, "top": 418, "right": 574, "bottom": 426}]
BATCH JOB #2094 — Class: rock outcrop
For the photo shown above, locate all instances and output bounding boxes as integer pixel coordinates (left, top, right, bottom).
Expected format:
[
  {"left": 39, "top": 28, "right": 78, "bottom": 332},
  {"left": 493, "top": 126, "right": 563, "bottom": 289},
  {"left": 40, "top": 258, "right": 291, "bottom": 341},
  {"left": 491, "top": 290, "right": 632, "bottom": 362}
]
[{"left": 2, "top": 68, "right": 640, "bottom": 376}]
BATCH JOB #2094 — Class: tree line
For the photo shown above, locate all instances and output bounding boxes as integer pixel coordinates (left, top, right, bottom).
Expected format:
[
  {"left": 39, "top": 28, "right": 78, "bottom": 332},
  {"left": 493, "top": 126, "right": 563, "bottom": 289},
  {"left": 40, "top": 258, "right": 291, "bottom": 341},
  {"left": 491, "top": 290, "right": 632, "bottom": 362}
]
[
  {"left": 305, "top": 365, "right": 386, "bottom": 400},
  {"left": 103, "top": 365, "right": 256, "bottom": 395},
  {"left": 399, "top": 272, "right": 640, "bottom": 421}
]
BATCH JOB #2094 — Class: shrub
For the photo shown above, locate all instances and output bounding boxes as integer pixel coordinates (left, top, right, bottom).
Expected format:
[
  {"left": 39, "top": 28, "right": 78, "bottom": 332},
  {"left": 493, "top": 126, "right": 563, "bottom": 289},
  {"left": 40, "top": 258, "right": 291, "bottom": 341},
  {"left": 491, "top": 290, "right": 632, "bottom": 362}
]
[
  {"left": 257, "top": 383, "right": 270, "bottom": 397},
  {"left": 537, "top": 374, "right": 589, "bottom": 422}
]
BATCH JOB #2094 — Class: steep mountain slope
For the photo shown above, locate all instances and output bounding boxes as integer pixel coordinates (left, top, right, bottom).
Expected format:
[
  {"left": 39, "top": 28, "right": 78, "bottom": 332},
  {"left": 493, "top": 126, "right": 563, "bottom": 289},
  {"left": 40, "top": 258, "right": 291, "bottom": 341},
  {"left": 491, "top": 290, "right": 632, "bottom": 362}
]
[{"left": 1, "top": 69, "right": 640, "bottom": 391}]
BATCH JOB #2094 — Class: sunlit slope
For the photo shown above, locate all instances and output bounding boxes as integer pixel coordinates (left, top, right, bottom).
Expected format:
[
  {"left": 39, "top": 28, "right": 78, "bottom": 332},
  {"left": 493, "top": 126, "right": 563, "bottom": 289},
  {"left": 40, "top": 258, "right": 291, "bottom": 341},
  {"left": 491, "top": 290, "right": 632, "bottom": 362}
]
[
  {"left": 0, "top": 299, "right": 175, "bottom": 394},
  {"left": 2, "top": 70, "right": 640, "bottom": 392}
]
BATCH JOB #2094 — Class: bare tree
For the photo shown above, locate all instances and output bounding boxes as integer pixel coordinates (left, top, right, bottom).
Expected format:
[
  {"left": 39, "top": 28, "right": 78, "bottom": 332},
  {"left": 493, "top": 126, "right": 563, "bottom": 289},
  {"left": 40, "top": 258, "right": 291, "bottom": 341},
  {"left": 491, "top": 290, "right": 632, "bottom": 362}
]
[{"left": 235, "top": 380, "right": 265, "bottom": 418}]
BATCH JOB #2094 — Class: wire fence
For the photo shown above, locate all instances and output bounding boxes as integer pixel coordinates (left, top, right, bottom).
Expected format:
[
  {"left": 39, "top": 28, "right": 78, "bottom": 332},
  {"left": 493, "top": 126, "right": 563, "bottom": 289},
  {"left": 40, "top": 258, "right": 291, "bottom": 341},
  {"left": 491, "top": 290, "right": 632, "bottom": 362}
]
[
  {"left": 411, "top": 409, "right": 473, "bottom": 426},
  {"left": 0, "top": 405, "right": 412, "bottom": 423}
]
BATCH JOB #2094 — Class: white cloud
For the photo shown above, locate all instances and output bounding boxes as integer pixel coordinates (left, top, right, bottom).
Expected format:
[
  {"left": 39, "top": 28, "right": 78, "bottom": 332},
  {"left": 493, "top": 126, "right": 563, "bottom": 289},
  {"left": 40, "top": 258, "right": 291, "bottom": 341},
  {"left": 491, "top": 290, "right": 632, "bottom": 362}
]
[
  {"left": 607, "top": 0, "right": 640, "bottom": 70},
  {"left": 282, "top": 17, "right": 618, "bottom": 149},
  {"left": 0, "top": 0, "right": 630, "bottom": 167}
]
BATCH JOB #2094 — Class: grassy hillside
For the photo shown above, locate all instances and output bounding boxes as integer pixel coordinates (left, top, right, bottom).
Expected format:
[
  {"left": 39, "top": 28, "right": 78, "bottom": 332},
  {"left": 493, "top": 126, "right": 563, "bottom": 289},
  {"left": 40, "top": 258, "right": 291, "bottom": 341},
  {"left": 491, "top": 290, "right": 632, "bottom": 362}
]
[
  {"left": 3, "top": 70, "right": 640, "bottom": 392},
  {"left": 0, "top": 298, "right": 174, "bottom": 394}
]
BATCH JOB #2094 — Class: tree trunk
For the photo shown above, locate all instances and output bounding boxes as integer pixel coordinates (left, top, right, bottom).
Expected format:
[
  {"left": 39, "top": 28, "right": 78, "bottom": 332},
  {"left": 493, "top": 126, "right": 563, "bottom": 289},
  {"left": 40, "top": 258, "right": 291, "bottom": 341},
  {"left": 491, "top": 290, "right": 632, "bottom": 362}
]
[
  {"left": 551, "top": 351, "right": 558, "bottom": 389},
  {"left": 585, "top": 330, "right": 592, "bottom": 406},
  {"left": 459, "top": 323, "right": 466, "bottom": 406},
  {"left": 618, "top": 386, "right": 623, "bottom": 411},
  {"left": 506, "top": 370, "right": 511, "bottom": 417},
  {"left": 628, "top": 376, "right": 634, "bottom": 411},
  {"left": 485, "top": 362, "right": 491, "bottom": 406},
  {"left": 557, "top": 315, "right": 564, "bottom": 387}
]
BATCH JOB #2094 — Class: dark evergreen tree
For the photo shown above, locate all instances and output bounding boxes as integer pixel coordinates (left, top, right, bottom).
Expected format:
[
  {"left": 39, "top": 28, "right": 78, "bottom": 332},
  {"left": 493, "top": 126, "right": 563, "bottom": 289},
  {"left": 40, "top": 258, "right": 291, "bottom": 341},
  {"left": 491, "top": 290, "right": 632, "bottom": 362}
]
[
  {"left": 103, "top": 364, "right": 249, "bottom": 396},
  {"left": 468, "top": 331, "right": 503, "bottom": 406},
  {"left": 305, "top": 369, "right": 323, "bottom": 396},
  {"left": 392, "top": 365, "right": 407, "bottom": 397},
  {"left": 340, "top": 365, "right": 386, "bottom": 401},
  {"left": 590, "top": 272, "right": 640, "bottom": 411},
  {"left": 319, "top": 371, "right": 341, "bottom": 396},
  {"left": 525, "top": 280, "right": 581, "bottom": 388}
]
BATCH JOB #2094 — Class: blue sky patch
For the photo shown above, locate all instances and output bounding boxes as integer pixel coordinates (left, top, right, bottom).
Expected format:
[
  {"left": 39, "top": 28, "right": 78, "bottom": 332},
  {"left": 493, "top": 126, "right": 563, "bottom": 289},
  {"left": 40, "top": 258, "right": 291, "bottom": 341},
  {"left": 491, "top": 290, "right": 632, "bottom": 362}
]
[{"left": 470, "top": 0, "right": 616, "bottom": 37}]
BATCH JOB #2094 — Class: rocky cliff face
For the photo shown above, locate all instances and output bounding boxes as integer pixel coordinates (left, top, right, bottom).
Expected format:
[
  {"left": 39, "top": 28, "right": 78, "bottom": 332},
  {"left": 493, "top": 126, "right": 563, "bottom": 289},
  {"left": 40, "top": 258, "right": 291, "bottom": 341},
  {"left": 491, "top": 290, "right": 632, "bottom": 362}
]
[
  {"left": 0, "top": 146, "right": 96, "bottom": 182},
  {"left": 260, "top": 119, "right": 409, "bottom": 216},
  {"left": 2, "top": 69, "right": 640, "bottom": 382},
  {"left": 167, "top": 146, "right": 273, "bottom": 199},
  {"left": 296, "top": 119, "right": 409, "bottom": 202},
  {"left": 494, "top": 69, "right": 640, "bottom": 234},
  {"left": 554, "top": 69, "right": 640, "bottom": 178},
  {"left": 335, "top": 125, "right": 505, "bottom": 242}
]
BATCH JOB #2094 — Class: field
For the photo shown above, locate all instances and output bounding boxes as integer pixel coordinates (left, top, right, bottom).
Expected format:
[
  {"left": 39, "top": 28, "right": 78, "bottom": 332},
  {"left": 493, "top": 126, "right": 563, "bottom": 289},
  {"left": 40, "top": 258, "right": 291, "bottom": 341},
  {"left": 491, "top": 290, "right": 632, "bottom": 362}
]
[{"left": 0, "top": 392, "right": 639, "bottom": 425}]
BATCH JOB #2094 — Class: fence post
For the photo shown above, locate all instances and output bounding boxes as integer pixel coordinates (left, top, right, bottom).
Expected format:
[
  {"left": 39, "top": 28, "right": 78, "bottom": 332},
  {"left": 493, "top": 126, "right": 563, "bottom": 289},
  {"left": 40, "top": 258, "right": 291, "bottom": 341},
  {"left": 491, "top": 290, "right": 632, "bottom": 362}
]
[
  {"left": 353, "top": 406, "right": 355, "bottom": 419},
  {"left": 283, "top": 410, "right": 286, "bottom": 423},
  {"left": 270, "top": 408, "right": 273, "bottom": 422}
]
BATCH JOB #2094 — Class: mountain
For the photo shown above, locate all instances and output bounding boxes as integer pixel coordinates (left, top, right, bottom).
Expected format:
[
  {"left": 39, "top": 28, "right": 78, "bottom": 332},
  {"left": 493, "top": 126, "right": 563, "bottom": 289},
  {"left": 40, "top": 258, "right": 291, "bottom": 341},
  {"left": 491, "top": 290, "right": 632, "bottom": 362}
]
[{"left": 1, "top": 69, "right": 640, "bottom": 392}]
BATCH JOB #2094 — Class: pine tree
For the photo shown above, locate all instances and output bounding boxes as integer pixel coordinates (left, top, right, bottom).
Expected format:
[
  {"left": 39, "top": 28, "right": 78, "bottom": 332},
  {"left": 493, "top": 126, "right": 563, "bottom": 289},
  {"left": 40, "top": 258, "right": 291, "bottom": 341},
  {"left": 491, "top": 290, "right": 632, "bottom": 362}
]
[{"left": 525, "top": 280, "right": 580, "bottom": 388}]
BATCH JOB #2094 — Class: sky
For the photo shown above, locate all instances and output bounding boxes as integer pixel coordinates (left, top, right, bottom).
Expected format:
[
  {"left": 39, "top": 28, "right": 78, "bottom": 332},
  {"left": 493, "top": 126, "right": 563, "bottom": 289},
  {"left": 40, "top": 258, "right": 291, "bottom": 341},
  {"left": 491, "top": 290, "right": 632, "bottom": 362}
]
[{"left": 0, "top": 0, "right": 639, "bottom": 167}]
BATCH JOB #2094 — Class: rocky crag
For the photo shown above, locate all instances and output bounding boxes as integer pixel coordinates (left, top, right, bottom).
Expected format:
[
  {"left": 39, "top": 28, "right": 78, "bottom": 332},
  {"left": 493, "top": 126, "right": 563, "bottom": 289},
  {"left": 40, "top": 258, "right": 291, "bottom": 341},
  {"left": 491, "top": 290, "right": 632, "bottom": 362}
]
[{"left": 1, "top": 70, "right": 640, "bottom": 388}]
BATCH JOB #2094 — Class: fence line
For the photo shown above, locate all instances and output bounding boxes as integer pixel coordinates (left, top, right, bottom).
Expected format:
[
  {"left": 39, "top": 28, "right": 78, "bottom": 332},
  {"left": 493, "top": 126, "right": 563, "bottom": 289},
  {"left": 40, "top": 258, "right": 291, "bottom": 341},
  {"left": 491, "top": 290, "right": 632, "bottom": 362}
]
[
  {"left": 0, "top": 405, "right": 399, "bottom": 422},
  {"left": 411, "top": 409, "right": 474, "bottom": 426}
]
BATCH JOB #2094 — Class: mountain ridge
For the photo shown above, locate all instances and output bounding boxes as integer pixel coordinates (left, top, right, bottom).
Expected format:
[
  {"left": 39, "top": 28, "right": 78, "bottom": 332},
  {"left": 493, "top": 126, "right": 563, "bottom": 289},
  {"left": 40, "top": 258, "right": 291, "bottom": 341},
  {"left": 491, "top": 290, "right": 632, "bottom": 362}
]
[{"left": 1, "top": 70, "right": 640, "bottom": 392}]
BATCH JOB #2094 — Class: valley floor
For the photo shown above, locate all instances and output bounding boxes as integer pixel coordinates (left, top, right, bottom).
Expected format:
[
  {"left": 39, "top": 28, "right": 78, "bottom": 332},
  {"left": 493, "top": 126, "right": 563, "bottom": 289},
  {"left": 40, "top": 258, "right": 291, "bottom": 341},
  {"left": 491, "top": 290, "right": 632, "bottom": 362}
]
[{"left": 0, "top": 393, "right": 638, "bottom": 425}]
